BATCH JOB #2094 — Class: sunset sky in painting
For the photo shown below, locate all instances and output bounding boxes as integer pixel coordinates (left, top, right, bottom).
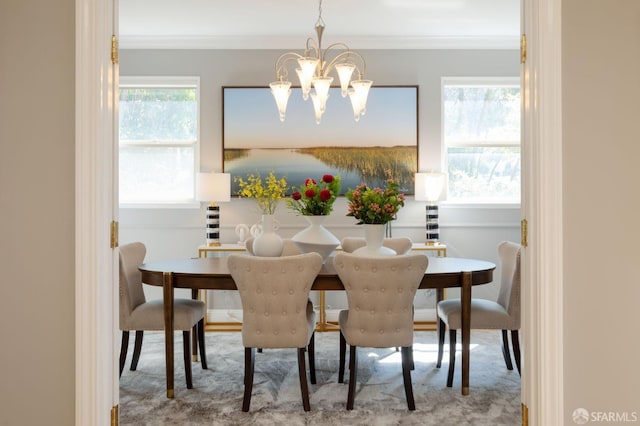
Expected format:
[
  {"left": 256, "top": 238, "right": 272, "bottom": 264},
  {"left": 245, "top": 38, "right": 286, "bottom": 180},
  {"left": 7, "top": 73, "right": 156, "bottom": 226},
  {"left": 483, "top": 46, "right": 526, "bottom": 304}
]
[{"left": 223, "top": 87, "right": 417, "bottom": 149}]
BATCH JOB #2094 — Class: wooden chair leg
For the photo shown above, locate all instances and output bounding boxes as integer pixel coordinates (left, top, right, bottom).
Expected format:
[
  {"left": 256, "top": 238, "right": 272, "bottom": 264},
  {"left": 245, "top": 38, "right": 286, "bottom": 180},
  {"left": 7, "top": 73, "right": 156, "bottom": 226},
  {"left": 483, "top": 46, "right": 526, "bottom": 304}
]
[
  {"left": 339, "top": 331, "right": 347, "bottom": 383},
  {"left": 183, "top": 331, "right": 193, "bottom": 389},
  {"left": 119, "top": 331, "right": 129, "bottom": 377},
  {"left": 346, "top": 345, "right": 357, "bottom": 410},
  {"left": 446, "top": 329, "right": 456, "bottom": 387},
  {"left": 401, "top": 346, "right": 416, "bottom": 411},
  {"left": 511, "top": 330, "right": 521, "bottom": 375},
  {"left": 242, "top": 348, "right": 255, "bottom": 412},
  {"left": 409, "top": 344, "right": 415, "bottom": 370},
  {"left": 297, "top": 348, "right": 311, "bottom": 412},
  {"left": 130, "top": 330, "right": 144, "bottom": 371},
  {"left": 436, "top": 318, "right": 446, "bottom": 368},
  {"left": 198, "top": 318, "right": 208, "bottom": 369},
  {"left": 308, "top": 332, "right": 316, "bottom": 385},
  {"left": 501, "top": 329, "right": 514, "bottom": 370}
]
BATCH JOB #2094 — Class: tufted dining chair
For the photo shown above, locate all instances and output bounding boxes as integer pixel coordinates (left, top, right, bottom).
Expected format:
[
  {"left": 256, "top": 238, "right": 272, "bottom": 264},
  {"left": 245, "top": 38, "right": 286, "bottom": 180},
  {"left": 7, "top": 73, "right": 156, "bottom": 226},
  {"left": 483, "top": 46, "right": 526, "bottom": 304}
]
[
  {"left": 119, "top": 242, "right": 207, "bottom": 388},
  {"left": 227, "top": 252, "right": 323, "bottom": 412},
  {"left": 333, "top": 252, "right": 428, "bottom": 410},
  {"left": 436, "top": 241, "right": 522, "bottom": 387},
  {"left": 340, "top": 236, "right": 413, "bottom": 255}
]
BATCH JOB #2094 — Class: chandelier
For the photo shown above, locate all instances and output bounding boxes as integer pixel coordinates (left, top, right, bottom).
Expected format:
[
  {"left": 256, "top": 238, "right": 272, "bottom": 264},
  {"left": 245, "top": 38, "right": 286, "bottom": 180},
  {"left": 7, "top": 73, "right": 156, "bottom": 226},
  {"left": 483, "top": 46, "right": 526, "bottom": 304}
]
[{"left": 269, "top": 0, "right": 372, "bottom": 124}]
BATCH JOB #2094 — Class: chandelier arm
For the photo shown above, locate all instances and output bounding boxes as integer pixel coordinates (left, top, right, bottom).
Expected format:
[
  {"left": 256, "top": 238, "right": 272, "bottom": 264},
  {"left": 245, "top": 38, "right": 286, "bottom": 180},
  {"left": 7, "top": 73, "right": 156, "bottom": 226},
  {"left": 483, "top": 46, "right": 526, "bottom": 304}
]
[
  {"left": 274, "top": 53, "right": 305, "bottom": 80},
  {"left": 323, "top": 48, "right": 368, "bottom": 79},
  {"left": 305, "top": 37, "right": 320, "bottom": 60}
]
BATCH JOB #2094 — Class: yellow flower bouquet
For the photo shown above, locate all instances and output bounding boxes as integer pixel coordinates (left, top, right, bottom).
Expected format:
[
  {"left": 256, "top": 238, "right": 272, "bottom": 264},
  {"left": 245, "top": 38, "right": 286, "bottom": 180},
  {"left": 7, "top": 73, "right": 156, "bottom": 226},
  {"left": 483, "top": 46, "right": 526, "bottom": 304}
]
[{"left": 235, "top": 171, "right": 288, "bottom": 215}]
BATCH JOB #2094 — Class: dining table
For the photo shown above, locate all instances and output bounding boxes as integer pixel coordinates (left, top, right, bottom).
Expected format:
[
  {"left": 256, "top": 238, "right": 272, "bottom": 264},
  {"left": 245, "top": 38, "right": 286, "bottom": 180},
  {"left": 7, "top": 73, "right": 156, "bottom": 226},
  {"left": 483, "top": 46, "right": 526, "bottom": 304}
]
[{"left": 139, "top": 254, "right": 496, "bottom": 398}]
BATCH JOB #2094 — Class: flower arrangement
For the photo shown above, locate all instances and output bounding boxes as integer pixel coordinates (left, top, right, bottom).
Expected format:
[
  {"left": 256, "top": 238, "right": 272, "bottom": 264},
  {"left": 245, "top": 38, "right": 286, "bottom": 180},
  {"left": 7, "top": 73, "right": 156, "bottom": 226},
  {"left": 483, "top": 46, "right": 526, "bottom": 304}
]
[
  {"left": 287, "top": 174, "right": 341, "bottom": 216},
  {"left": 235, "top": 171, "right": 288, "bottom": 215},
  {"left": 346, "top": 179, "right": 406, "bottom": 224}
]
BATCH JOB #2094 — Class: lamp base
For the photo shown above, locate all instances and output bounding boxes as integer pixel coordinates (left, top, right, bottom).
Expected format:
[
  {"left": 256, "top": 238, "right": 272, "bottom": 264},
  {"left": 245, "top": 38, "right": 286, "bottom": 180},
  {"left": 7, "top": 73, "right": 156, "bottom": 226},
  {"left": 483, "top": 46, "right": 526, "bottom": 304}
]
[{"left": 206, "top": 242, "right": 221, "bottom": 247}]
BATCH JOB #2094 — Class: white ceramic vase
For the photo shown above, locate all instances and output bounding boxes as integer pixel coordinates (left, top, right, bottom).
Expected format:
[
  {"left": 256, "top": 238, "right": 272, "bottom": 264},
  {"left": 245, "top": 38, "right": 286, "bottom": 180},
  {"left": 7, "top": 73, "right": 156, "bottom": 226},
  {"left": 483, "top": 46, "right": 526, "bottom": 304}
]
[
  {"left": 352, "top": 224, "right": 396, "bottom": 257},
  {"left": 252, "top": 214, "right": 284, "bottom": 257},
  {"left": 291, "top": 215, "right": 340, "bottom": 262}
]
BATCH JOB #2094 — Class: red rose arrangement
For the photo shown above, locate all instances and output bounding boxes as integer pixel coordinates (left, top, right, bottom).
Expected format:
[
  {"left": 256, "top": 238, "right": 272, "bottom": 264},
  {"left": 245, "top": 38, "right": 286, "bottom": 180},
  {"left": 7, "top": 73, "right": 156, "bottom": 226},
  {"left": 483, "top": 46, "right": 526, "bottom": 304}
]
[{"left": 286, "top": 174, "right": 341, "bottom": 216}]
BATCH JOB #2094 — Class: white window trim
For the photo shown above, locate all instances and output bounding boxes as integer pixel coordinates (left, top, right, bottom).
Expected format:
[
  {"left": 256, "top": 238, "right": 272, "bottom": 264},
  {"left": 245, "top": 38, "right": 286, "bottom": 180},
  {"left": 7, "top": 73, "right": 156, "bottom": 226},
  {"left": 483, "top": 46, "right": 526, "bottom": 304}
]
[
  {"left": 119, "top": 75, "right": 201, "bottom": 208},
  {"left": 441, "top": 76, "right": 521, "bottom": 206}
]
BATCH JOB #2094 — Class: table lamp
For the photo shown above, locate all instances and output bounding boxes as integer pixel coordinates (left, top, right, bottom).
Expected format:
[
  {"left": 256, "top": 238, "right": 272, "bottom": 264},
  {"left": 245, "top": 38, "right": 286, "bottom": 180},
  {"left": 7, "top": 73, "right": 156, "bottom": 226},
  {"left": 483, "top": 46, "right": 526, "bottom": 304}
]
[
  {"left": 414, "top": 172, "right": 447, "bottom": 245},
  {"left": 196, "top": 172, "right": 231, "bottom": 246}
]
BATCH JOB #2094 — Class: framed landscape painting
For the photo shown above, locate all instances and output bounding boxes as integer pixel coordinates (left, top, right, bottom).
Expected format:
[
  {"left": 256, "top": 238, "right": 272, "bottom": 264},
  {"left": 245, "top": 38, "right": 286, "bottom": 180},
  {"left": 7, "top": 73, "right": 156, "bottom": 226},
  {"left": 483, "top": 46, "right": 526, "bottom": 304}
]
[{"left": 223, "top": 85, "right": 418, "bottom": 195}]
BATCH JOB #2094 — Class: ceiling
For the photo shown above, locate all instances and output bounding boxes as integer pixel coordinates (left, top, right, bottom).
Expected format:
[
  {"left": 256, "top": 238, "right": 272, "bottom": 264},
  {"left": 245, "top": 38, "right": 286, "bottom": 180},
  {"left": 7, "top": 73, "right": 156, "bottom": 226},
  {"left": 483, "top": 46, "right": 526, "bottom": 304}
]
[{"left": 119, "top": 0, "right": 521, "bottom": 50}]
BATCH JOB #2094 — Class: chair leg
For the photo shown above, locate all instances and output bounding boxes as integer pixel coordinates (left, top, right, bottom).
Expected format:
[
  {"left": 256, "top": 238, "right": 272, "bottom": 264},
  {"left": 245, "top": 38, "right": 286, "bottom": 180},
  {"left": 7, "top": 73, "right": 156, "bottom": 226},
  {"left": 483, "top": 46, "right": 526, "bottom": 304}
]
[
  {"left": 409, "top": 344, "right": 415, "bottom": 370},
  {"left": 346, "top": 345, "right": 358, "bottom": 410},
  {"left": 308, "top": 332, "right": 316, "bottom": 385},
  {"left": 401, "top": 346, "right": 416, "bottom": 410},
  {"left": 198, "top": 318, "right": 208, "bottom": 369},
  {"left": 242, "top": 348, "right": 255, "bottom": 412},
  {"left": 511, "top": 330, "right": 521, "bottom": 375},
  {"left": 338, "top": 331, "right": 346, "bottom": 383},
  {"left": 446, "top": 329, "right": 456, "bottom": 387},
  {"left": 183, "top": 331, "right": 193, "bottom": 389},
  {"left": 130, "top": 330, "right": 144, "bottom": 371},
  {"left": 436, "top": 318, "right": 446, "bottom": 368},
  {"left": 119, "top": 331, "right": 129, "bottom": 377},
  {"left": 501, "top": 329, "right": 514, "bottom": 370},
  {"left": 297, "top": 348, "right": 311, "bottom": 411}
]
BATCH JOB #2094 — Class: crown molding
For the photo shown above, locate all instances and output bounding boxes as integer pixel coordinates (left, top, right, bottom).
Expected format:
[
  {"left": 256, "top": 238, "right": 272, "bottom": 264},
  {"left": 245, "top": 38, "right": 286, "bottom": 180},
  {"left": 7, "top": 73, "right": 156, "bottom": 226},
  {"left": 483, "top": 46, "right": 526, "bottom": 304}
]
[{"left": 119, "top": 34, "right": 519, "bottom": 50}]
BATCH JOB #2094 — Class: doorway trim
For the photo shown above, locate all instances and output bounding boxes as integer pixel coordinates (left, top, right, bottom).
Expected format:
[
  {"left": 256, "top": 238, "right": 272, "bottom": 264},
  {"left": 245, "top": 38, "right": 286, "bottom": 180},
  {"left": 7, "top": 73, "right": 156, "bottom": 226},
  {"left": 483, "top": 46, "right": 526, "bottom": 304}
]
[{"left": 75, "top": 0, "right": 564, "bottom": 424}]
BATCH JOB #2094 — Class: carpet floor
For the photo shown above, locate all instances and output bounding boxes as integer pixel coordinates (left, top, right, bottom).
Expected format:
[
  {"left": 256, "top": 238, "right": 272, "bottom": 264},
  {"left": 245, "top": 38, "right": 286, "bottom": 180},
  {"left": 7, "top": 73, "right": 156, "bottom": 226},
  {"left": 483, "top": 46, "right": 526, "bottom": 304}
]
[{"left": 119, "top": 330, "right": 521, "bottom": 425}]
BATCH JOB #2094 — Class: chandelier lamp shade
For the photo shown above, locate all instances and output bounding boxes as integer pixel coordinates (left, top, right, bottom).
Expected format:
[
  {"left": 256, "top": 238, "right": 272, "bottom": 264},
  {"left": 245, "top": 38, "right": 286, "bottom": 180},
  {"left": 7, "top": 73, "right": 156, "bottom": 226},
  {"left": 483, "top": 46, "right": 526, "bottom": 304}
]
[
  {"left": 196, "top": 172, "right": 231, "bottom": 246},
  {"left": 269, "top": 0, "right": 372, "bottom": 124},
  {"left": 414, "top": 172, "right": 447, "bottom": 245}
]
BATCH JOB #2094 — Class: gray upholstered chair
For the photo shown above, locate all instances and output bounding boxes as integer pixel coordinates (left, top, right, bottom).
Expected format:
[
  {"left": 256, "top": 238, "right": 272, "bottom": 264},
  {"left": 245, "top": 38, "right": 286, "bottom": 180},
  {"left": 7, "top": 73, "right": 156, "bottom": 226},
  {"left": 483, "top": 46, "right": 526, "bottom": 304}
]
[
  {"left": 119, "top": 242, "right": 207, "bottom": 388},
  {"left": 227, "top": 252, "right": 323, "bottom": 412},
  {"left": 436, "top": 241, "right": 522, "bottom": 387},
  {"left": 333, "top": 252, "right": 429, "bottom": 410},
  {"left": 340, "top": 236, "right": 413, "bottom": 255}
]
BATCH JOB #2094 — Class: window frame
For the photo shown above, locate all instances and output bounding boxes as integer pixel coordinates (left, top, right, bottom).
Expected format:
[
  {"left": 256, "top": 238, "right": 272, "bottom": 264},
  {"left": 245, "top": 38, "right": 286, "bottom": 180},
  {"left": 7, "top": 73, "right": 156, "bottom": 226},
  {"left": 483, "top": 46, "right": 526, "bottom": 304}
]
[
  {"left": 441, "top": 76, "right": 521, "bottom": 206},
  {"left": 118, "top": 75, "right": 201, "bottom": 208}
]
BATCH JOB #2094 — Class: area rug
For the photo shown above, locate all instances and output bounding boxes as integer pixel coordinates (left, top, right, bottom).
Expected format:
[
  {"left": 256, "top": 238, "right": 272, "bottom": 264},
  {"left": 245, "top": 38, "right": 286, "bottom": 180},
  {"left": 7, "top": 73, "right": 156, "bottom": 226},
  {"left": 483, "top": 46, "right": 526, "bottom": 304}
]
[{"left": 119, "top": 330, "right": 521, "bottom": 425}]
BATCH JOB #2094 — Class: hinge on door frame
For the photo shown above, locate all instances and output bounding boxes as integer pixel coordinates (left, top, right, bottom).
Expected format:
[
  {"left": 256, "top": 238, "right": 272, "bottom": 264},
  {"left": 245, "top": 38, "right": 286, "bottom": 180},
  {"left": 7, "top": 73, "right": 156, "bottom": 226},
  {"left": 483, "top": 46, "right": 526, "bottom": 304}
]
[
  {"left": 521, "top": 219, "right": 528, "bottom": 248},
  {"left": 522, "top": 403, "right": 529, "bottom": 426},
  {"left": 111, "top": 405, "right": 119, "bottom": 426},
  {"left": 520, "top": 34, "right": 527, "bottom": 64},
  {"left": 110, "top": 221, "right": 119, "bottom": 249},
  {"left": 111, "top": 35, "right": 119, "bottom": 64}
]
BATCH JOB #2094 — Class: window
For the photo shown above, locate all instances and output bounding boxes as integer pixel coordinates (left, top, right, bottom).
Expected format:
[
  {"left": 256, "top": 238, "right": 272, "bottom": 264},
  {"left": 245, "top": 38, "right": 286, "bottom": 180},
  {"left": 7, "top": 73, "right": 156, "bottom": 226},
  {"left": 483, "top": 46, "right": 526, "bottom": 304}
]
[
  {"left": 119, "top": 76, "right": 199, "bottom": 206},
  {"left": 443, "top": 77, "right": 521, "bottom": 204}
]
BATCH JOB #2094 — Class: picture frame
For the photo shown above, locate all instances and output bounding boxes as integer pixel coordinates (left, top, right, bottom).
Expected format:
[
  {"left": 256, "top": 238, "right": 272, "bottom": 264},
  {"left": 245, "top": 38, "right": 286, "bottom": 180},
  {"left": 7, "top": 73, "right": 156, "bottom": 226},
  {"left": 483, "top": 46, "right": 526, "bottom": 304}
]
[{"left": 222, "top": 85, "right": 418, "bottom": 195}]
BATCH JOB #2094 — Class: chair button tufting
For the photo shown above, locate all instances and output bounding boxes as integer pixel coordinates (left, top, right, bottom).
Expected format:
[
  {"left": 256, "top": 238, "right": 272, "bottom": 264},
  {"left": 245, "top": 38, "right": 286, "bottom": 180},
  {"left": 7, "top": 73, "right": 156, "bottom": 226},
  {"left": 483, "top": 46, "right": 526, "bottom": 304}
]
[
  {"left": 378, "top": 329, "right": 384, "bottom": 334},
  {"left": 360, "top": 328, "right": 365, "bottom": 333},
  {"left": 289, "top": 289, "right": 294, "bottom": 295},
  {"left": 273, "top": 330, "right": 279, "bottom": 335},
  {"left": 396, "top": 327, "right": 401, "bottom": 332},
  {"left": 380, "top": 287, "right": 386, "bottom": 293},
  {"left": 282, "top": 310, "right": 287, "bottom": 316},
  {"left": 371, "top": 267, "right": 377, "bottom": 272},
  {"left": 272, "top": 290, "right": 277, "bottom": 295},
  {"left": 264, "top": 312, "right": 270, "bottom": 317}
]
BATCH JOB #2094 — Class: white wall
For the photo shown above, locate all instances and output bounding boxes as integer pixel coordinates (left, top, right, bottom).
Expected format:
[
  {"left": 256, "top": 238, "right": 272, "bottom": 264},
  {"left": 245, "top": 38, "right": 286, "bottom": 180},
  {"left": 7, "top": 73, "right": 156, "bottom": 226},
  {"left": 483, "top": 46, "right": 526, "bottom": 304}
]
[
  {"left": 562, "top": 0, "right": 640, "bottom": 423},
  {"left": 119, "top": 49, "right": 521, "bottom": 308}
]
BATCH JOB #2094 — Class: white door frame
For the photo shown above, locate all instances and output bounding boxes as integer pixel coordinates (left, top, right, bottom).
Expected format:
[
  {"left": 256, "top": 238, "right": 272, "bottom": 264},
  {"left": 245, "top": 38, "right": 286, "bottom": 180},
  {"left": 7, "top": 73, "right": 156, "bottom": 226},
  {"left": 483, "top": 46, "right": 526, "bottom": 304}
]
[
  {"left": 74, "top": 0, "right": 565, "bottom": 424},
  {"left": 520, "top": 0, "right": 564, "bottom": 425}
]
